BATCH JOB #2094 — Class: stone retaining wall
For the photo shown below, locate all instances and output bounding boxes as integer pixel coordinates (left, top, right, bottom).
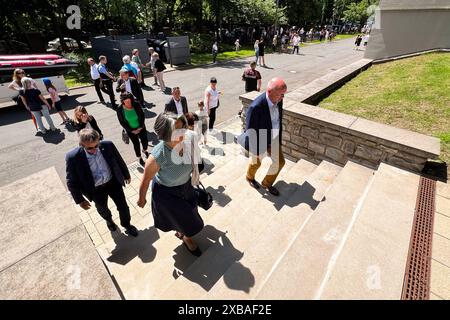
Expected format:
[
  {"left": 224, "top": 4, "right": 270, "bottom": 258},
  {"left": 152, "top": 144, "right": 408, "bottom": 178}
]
[{"left": 238, "top": 59, "right": 441, "bottom": 173}]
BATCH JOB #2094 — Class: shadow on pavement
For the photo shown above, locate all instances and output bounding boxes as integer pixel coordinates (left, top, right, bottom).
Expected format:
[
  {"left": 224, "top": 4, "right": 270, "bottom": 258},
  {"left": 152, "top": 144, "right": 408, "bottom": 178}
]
[
  {"left": 172, "top": 225, "right": 254, "bottom": 293},
  {"left": 106, "top": 226, "right": 160, "bottom": 265},
  {"left": 41, "top": 129, "right": 66, "bottom": 145}
]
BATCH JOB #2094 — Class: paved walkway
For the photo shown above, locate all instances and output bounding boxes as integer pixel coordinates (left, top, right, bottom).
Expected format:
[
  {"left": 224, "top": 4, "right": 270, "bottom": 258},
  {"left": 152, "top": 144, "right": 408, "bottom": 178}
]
[{"left": 0, "top": 38, "right": 364, "bottom": 187}]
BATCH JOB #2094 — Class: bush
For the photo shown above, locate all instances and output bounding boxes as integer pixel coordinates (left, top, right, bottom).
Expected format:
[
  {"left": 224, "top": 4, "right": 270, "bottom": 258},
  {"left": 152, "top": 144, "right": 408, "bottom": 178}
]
[{"left": 63, "top": 50, "right": 94, "bottom": 83}]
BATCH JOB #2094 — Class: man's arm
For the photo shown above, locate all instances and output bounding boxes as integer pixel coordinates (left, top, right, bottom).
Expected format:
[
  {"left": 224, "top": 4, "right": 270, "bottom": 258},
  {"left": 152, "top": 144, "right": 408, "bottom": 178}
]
[
  {"left": 111, "top": 142, "right": 131, "bottom": 180},
  {"left": 65, "top": 154, "right": 86, "bottom": 204}
]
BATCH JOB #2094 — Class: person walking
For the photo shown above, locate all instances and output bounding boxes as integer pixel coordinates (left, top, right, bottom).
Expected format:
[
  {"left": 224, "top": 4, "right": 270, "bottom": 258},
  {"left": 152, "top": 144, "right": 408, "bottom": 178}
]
[
  {"left": 195, "top": 101, "right": 208, "bottom": 145},
  {"left": 146, "top": 47, "right": 158, "bottom": 86},
  {"left": 72, "top": 106, "right": 104, "bottom": 140},
  {"left": 8, "top": 69, "right": 39, "bottom": 129},
  {"left": 292, "top": 33, "right": 300, "bottom": 54},
  {"left": 355, "top": 35, "right": 363, "bottom": 50},
  {"left": 238, "top": 61, "right": 262, "bottom": 116},
  {"left": 272, "top": 34, "right": 278, "bottom": 53},
  {"left": 97, "top": 55, "right": 117, "bottom": 109},
  {"left": 137, "top": 112, "right": 203, "bottom": 256},
  {"left": 43, "top": 78, "right": 69, "bottom": 125},
  {"left": 87, "top": 58, "right": 105, "bottom": 103},
  {"left": 66, "top": 128, "right": 138, "bottom": 237},
  {"left": 116, "top": 93, "right": 149, "bottom": 168},
  {"left": 116, "top": 68, "right": 145, "bottom": 107},
  {"left": 212, "top": 41, "right": 218, "bottom": 64},
  {"left": 19, "top": 77, "right": 57, "bottom": 134},
  {"left": 235, "top": 39, "right": 241, "bottom": 52},
  {"left": 204, "top": 77, "right": 221, "bottom": 131},
  {"left": 258, "top": 38, "right": 266, "bottom": 67},
  {"left": 153, "top": 53, "right": 166, "bottom": 93},
  {"left": 165, "top": 86, "right": 189, "bottom": 116},
  {"left": 241, "top": 77, "right": 287, "bottom": 196},
  {"left": 254, "top": 40, "right": 260, "bottom": 64},
  {"left": 131, "top": 48, "right": 148, "bottom": 87}
]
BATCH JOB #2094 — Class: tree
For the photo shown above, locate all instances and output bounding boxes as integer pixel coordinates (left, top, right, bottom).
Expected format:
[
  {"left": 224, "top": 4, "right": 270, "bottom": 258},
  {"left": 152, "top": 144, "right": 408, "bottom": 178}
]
[{"left": 343, "top": 0, "right": 379, "bottom": 26}]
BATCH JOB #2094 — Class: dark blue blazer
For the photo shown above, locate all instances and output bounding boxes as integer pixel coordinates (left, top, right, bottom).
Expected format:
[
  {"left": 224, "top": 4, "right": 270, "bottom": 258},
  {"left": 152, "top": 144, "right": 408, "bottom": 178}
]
[
  {"left": 244, "top": 92, "right": 283, "bottom": 155},
  {"left": 65, "top": 140, "right": 131, "bottom": 204}
]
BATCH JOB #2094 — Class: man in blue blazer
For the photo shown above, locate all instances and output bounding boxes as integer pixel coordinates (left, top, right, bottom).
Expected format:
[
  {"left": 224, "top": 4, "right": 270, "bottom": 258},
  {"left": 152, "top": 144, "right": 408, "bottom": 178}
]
[
  {"left": 244, "top": 77, "right": 287, "bottom": 196},
  {"left": 66, "top": 128, "right": 138, "bottom": 237}
]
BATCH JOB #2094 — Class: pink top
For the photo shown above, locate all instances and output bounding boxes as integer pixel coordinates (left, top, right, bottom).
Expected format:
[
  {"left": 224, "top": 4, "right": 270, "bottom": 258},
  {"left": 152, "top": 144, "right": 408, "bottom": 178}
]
[{"left": 48, "top": 87, "right": 60, "bottom": 102}]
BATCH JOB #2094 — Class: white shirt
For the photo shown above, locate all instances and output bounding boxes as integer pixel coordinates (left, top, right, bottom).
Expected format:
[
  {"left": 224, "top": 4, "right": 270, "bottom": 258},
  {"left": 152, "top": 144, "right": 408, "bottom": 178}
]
[
  {"left": 266, "top": 92, "right": 280, "bottom": 139},
  {"left": 174, "top": 98, "right": 183, "bottom": 115},
  {"left": 204, "top": 86, "right": 219, "bottom": 110},
  {"left": 124, "top": 79, "right": 132, "bottom": 93},
  {"left": 212, "top": 44, "right": 218, "bottom": 52},
  {"left": 293, "top": 36, "right": 300, "bottom": 46},
  {"left": 90, "top": 64, "right": 100, "bottom": 80},
  {"left": 84, "top": 148, "right": 112, "bottom": 187}
]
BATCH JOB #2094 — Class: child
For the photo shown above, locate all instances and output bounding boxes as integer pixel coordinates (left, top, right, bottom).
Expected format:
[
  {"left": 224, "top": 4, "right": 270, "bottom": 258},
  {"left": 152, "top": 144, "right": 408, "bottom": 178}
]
[
  {"left": 43, "top": 78, "right": 69, "bottom": 125},
  {"left": 195, "top": 100, "right": 209, "bottom": 146},
  {"left": 235, "top": 39, "right": 241, "bottom": 52}
]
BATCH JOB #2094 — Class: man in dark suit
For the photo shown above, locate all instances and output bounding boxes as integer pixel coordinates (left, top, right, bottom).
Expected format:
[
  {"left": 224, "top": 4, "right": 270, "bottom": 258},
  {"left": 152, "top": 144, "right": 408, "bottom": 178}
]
[
  {"left": 164, "top": 86, "right": 189, "bottom": 115},
  {"left": 116, "top": 68, "right": 145, "bottom": 107},
  {"left": 66, "top": 128, "right": 138, "bottom": 237},
  {"left": 243, "top": 77, "right": 287, "bottom": 196}
]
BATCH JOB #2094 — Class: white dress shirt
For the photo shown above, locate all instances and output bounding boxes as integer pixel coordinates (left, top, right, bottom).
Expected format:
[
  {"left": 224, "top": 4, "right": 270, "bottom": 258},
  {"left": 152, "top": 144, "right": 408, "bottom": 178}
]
[
  {"left": 266, "top": 92, "right": 280, "bottom": 140},
  {"left": 124, "top": 79, "right": 132, "bottom": 93},
  {"left": 85, "top": 148, "right": 112, "bottom": 187},
  {"left": 90, "top": 64, "right": 100, "bottom": 80},
  {"left": 174, "top": 99, "right": 183, "bottom": 115}
]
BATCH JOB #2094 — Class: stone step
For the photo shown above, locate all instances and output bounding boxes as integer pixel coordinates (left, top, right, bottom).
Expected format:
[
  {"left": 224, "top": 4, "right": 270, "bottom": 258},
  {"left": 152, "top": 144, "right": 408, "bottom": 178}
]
[
  {"left": 206, "top": 160, "right": 342, "bottom": 299},
  {"left": 256, "top": 161, "right": 374, "bottom": 299},
  {"left": 158, "top": 159, "right": 322, "bottom": 299},
  {"left": 128, "top": 157, "right": 292, "bottom": 299},
  {"left": 97, "top": 146, "right": 290, "bottom": 299},
  {"left": 318, "top": 163, "right": 420, "bottom": 300}
]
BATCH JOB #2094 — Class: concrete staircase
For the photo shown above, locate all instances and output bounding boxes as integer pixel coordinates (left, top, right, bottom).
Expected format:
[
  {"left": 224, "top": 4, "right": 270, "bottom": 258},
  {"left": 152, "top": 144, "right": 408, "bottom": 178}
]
[{"left": 97, "top": 120, "right": 422, "bottom": 300}]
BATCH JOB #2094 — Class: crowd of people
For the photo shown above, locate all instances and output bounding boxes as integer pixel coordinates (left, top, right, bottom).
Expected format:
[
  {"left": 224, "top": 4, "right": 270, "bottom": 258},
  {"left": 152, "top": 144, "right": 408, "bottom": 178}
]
[{"left": 8, "top": 30, "right": 363, "bottom": 257}]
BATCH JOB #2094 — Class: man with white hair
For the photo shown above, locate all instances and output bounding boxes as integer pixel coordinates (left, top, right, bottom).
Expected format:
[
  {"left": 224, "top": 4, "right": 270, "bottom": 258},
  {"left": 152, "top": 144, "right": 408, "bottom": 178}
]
[
  {"left": 242, "top": 77, "right": 287, "bottom": 196},
  {"left": 122, "top": 55, "right": 140, "bottom": 79},
  {"left": 146, "top": 47, "right": 158, "bottom": 86}
]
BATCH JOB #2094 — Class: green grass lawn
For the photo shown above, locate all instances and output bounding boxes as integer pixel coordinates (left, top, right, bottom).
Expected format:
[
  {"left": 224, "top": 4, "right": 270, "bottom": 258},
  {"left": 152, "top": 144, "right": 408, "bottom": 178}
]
[
  {"left": 65, "top": 75, "right": 91, "bottom": 88},
  {"left": 191, "top": 48, "right": 255, "bottom": 65},
  {"left": 319, "top": 52, "right": 450, "bottom": 165}
]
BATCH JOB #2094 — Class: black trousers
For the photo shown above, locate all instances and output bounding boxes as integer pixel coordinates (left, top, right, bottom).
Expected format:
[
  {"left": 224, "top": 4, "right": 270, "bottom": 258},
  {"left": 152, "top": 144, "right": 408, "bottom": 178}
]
[
  {"left": 127, "top": 128, "right": 149, "bottom": 157},
  {"left": 93, "top": 78, "right": 104, "bottom": 102},
  {"left": 100, "top": 79, "right": 117, "bottom": 107},
  {"left": 208, "top": 107, "right": 217, "bottom": 129},
  {"left": 293, "top": 46, "right": 299, "bottom": 54},
  {"left": 91, "top": 178, "right": 131, "bottom": 228}
]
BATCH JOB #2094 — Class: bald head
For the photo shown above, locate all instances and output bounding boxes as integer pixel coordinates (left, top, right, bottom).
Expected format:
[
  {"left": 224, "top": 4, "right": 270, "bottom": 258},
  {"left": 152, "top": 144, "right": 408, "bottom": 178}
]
[{"left": 267, "top": 77, "right": 287, "bottom": 104}]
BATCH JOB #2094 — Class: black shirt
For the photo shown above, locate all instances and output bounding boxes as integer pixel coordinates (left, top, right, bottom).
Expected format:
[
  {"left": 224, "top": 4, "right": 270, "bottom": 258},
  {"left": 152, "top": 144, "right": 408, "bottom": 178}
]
[
  {"left": 242, "top": 68, "right": 262, "bottom": 92},
  {"left": 154, "top": 59, "right": 166, "bottom": 73}
]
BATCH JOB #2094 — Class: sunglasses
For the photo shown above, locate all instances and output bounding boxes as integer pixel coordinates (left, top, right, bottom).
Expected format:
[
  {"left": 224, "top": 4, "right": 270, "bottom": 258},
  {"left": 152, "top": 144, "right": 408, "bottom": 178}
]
[
  {"left": 17, "top": 72, "right": 25, "bottom": 75},
  {"left": 84, "top": 144, "right": 99, "bottom": 151}
]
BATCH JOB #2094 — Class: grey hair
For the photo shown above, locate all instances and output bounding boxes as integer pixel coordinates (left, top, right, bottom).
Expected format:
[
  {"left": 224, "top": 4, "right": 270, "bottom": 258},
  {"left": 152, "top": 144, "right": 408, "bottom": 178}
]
[
  {"left": 21, "top": 77, "right": 33, "bottom": 90},
  {"left": 79, "top": 128, "right": 100, "bottom": 144},
  {"left": 122, "top": 55, "right": 131, "bottom": 63},
  {"left": 154, "top": 112, "right": 186, "bottom": 142}
]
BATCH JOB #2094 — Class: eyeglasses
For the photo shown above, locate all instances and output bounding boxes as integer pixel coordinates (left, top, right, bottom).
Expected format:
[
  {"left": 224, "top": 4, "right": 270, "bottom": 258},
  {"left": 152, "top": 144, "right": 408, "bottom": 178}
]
[
  {"left": 84, "top": 144, "right": 99, "bottom": 151},
  {"left": 17, "top": 72, "right": 25, "bottom": 75}
]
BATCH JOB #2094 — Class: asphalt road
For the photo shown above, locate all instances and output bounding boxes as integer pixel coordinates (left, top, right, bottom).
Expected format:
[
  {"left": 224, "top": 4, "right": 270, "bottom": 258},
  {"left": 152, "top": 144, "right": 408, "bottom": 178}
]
[{"left": 0, "top": 38, "right": 364, "bottom": 187}]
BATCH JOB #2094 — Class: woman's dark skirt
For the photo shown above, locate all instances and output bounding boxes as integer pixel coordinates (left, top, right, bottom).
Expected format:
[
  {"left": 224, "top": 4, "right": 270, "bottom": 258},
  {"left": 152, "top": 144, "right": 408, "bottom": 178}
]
[{"left": 151, "top": 178, "right": 204, "bottom": 237}]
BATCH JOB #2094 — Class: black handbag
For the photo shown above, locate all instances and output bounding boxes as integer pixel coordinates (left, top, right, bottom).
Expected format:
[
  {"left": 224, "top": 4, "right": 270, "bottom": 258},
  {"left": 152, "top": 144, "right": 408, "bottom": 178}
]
[
  {"left": 195, "top": 182, "right": 213, "bottom": 211},
  {"left": 121, "top": 129, "right": 130, "bottom": 144},
  {"left": 198, "top": 159, "right": 205, "bottom": 173}
]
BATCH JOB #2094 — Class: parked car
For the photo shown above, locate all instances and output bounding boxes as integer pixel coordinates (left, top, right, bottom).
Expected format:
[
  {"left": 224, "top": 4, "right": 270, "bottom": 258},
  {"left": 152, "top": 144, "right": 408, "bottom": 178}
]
[{"left": 47, "top": 38, "right": 88, "bottom": 50}]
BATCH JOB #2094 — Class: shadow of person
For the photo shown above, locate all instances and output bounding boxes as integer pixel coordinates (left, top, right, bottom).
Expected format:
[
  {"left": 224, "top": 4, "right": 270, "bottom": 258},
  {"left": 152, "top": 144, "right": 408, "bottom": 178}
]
[
  {"left": 143, "top": 109, "right": 157, "bottom": 119},
  {"left": 204, "top": 185, "right": 232, "bottom": 209},
  {"left": 41, "top": 130, "right": 65, "bottom": 144},
  {"left": 172, "top": 226, "right": 252, "bottom": 293},
  {"left": 210, "top": 130, "right": 237, "bottom": 145},
  {"left": 221, "top": 261, "right": 255, "bottom": 293},
  {"left": 171, "top": 225, "right": 226, "bottom": 279},
  {"left": 204, "top": 145, "right": 225, "bottom": 156},
  {"left": 106, "top": 226, "right": 160, "bottom": 266},
  {"left": 146, "top": 131, "right": 159, "bottom": 146},
  {"left": 270, "top": 180, "right": 321, "bottom": 212}
]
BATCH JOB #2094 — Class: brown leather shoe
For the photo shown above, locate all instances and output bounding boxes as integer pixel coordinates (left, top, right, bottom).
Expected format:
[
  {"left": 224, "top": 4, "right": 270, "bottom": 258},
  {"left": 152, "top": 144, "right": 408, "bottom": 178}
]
[
  {"left": 263, "top": 185, "right": 280, "bottom": 196},
  {"left": 246, "top": 178, "right": 260, "bottom": 189}
]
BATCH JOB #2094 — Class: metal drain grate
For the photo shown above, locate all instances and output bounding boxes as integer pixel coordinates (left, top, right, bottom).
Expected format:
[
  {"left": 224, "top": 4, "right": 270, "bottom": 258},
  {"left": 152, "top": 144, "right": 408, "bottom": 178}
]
[{"left": 401, "top": 176, "right": 436, "bottom": 300}]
